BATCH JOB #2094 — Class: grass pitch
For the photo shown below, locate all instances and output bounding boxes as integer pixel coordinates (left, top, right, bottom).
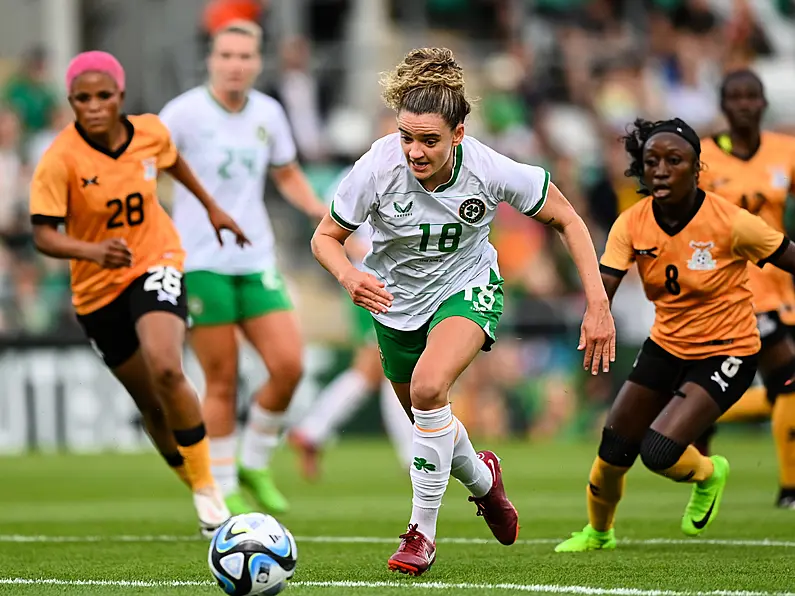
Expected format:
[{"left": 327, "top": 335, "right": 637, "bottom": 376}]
[{"left": 0, "top": 434, "right": 792, "bottom": 595}]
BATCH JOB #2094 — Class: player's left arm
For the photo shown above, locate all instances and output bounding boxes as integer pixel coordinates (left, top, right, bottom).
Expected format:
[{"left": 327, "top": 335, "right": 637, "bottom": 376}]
[
  {"left": 270, "top": 162, "right": 328, "bottom": 220},
  {"left": 497, "top": 155, "right": 615, "bottom": 373},
  {"left": 731, "top": 208, "right": 795, "bottom": 272},
  {"left": 531, "top": 184, "right": 616, "bottom": 373},
  {"left": 267, "top": 101, "right": 327, "bottom": 220}
]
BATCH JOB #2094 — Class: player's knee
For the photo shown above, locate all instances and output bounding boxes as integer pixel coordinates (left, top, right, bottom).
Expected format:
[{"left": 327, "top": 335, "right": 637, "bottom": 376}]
[
  {"left": 149, "top": 359, "right": 186, "bottom": 391},
  {"left": 409, "top": 373, "right": 449, "bottom": 410},
  {"left": 597, "top": 427, "right": 640, "bottom": 467},
  {"left": 763, "top": 360, "right": 795, "bottom": 403},
  {"left": 270, "top": 354, "right": 303, "bottom": 392},
  {"left": 639, "top": 429, "right": 686, "bottom": 472}
]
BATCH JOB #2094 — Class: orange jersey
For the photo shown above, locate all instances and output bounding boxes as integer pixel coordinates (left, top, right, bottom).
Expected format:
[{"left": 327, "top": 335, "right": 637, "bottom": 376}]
[
  {"left": 601, "top": 191, "right": 787, "bottom": 359},
  {"left": 30, "top": 115, "right": 185, "bottom": 315},
  {"left": 700, "top": 132, "right": 795, "bottom": 314}
]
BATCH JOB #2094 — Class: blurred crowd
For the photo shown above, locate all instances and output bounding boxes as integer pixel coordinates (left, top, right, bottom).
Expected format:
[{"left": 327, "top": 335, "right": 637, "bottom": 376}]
[{"left": 2, "top": 0, "right": 795, "bottom": 437}]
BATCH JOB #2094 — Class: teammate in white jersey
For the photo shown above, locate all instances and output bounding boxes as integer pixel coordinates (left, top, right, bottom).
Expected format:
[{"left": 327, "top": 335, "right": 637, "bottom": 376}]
[
  {"left": 290, "top": 144, "right": 414, "bottom": 479},
  {"left": 159, "top": 21, "right": 326, "bottom": 516},
  {"left": 312, "top": 48, "right": 616, "bottom": 576}
]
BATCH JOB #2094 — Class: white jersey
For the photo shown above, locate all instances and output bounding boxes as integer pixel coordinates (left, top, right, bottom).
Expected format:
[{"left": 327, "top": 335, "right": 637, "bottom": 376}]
[
  {"left": 324, "top": 165, "right": 372, "bottom": 265},
  {"left": 331, "top": 134, "right": 549, "bottom": 331},
  {"left": 159, "top": 87, "right": 297, "bottom": 274}
]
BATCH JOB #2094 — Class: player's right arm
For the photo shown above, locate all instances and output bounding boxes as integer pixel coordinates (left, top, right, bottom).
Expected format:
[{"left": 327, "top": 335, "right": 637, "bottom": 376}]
[
  {"left": 311, "top": 154, "right": 393, "bottom": 314},
  {"left": 599, "top": 210, "right": 636, "bottom": 304},
  {"left": 29, "top": 151, "right": 132, "bottom": 268}
]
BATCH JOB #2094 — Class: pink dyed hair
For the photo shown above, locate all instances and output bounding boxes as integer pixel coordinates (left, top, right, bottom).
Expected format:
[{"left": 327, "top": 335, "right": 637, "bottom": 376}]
[{"left": 65, "top": 51, "right": 126, "bottom": 92}]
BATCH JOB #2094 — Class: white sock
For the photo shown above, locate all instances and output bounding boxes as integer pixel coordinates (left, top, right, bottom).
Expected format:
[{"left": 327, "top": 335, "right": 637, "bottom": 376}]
[
  {"left": 409, "top": 404, "right": 456, "bottom": 542},
  {"left": 380, "top": 379, "right": 414, "bottom": 468},
  {"left": 296, "top": 370, "right": 371, "bottom": 446},
  {"left": 240, "top": 403, "right": 284, "bottom": 470},
  {"left": 450, "top": 417, "right": 493, "bottom": 498},
  {"left": 209, "top": 434, "right": 239, "bottom": 497}
]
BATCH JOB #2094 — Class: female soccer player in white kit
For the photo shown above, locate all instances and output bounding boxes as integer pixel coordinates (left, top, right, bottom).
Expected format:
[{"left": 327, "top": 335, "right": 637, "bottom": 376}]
[
  {"left": 312, "top": 48, "right": 616, "bottom": 575},
  {"left": 160, "top": 20, "right": 326, "bottom": 515},
  {"left": 290, "top": 157, "right": 414, "bottom": 479}
]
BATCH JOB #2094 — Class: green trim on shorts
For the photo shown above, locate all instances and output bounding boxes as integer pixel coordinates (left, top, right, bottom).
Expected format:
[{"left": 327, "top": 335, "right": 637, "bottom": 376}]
[
  {"left": 373, "top": 270, "right": 504, "bottom": 383},
  {"left": 185, "top": 269, "right": 292, "bottom": 326}
]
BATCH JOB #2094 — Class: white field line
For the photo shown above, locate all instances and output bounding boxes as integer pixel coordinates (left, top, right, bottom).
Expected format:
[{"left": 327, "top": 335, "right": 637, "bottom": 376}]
[
  {"left": 0, "top": 534, "right": 793, "bottom": 548},
  {"left": 0, "top": 578, "right": 793, "bottom": 595}
]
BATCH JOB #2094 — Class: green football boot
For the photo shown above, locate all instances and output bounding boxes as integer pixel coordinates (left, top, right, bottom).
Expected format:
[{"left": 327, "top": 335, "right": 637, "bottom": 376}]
[
  {"left": 238, "top": 466, "right": 289, "bottom": 515},
  {"left": 224, "top": 491, "right": 255, "bottom": 516},
  {"left": 554, "top": 524, "right": 617, "bottom": 552},
  {"left": 681, "top": 455, "right": 730, "bottom": 536}
]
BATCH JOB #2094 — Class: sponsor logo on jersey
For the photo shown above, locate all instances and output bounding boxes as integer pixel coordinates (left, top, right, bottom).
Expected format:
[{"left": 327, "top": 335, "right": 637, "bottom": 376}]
[
  {"left": 634, "top": 247, "right": 658, "bottom": 258},
  {"left": 687, "top": 240, "right": 717, "bottom": 271},
  {"left": 257, "top": 125, "right": 268, "bottom": 142},
  {"left": 393, "top": 201, "right": 413, "bottom": 217},
  {"left": 459, "top": 197, "right": 486, "bottom": 223}
]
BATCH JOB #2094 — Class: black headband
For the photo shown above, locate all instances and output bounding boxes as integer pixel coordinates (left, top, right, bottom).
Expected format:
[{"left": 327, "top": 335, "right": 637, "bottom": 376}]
[{"left": 646, "top": 119, "right": 701, "bottom": 157}]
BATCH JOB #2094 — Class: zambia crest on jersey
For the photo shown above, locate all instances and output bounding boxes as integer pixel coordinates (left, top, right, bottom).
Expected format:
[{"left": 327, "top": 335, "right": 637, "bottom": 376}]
[
  {"left": 142, "top": 157, "right": 157, "bottom": 181},
  {"left": 459, "top": 198, "right": 486, "bottom": 224},
  {"left": 687, "top": 240, "right": 717, "bottom": 271}
]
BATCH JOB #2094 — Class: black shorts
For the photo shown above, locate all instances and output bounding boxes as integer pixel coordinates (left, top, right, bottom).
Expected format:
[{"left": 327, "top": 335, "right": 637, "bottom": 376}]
[
  {"left": 76, "top": 266, "right": 188, "bottom": 369},
  {"left": 628, "top": 338, "right": 759, "bottom": 412},
  {"left": 757, "top": 310, "right": 790, "bottom": 351}
]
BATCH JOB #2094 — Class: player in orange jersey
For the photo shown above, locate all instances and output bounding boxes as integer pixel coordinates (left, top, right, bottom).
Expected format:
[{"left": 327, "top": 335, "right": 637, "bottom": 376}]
[
  {"left": 698, "top": 69, "right": 795, "bottom": 508},
  {"left": 556, "top": 118, "right": 795, "bottom": 552},
  {"left": 29, "top": 51, "right": 249, "bottom": 537}
]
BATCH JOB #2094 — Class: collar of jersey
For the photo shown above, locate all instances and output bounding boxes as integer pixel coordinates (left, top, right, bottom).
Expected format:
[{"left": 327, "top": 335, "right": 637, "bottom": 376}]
[
  {"left": 75, "top": 116, "right": 135, "bottom": 160},
  {"left": 431, "top": 143, "right": 464, "bottom": 193},
  {"left": 205, "top": 85, "right": 249, "bottom": 114},
  {"left": 652, "top": 188, "right": 706, "bottom": 237},
  {"left": 712, "top": 132, "right": 762, "bottom": 162}
]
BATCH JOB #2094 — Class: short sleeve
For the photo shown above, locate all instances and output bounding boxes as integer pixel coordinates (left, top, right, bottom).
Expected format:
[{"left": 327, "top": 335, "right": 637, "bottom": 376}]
[
  {"left": 493, "top": 151, "right": 550, "bottom": 217},
  {"left": 30, "top": 149, "right": 69, "bottom": 225},
  {"left": 731, "top": 208, "right": 788, "bottom": 266},
  {"left": 268, "top": 101, "right": 297, "bottom": 167},
  {"left": 600, "top": 211, "right": 635, "bottom": 276},
  {"left": 158, "top": 99, "right": 184, "bottom": 151},
  {"left": 155, "top": 117, "right": 178, "bottom": 169},
  {"left": 329, "top": 152, "right": 376, "bottom": 232}
]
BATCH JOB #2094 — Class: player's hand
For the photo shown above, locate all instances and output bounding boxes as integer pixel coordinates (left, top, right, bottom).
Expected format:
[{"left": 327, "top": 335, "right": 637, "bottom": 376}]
[
  {"left": 92, "top": 238, "right": 133, "bottom": 269},
  {"left": 578, "top": 299, "right": 616, "bottom": 375},
  {"left": 340, "top": 267, "right": 393, "bottom": 314},
  {"left": 208, "top": 208, "right": 251, "bottom": 248}
]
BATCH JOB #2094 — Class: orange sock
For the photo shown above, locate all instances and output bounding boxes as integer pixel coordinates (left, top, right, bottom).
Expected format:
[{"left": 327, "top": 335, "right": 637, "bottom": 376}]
[
  {"left": 163, "top": 451, "right": 192, "bottom": 489},
  {"left": 773, "top": 392, "right": 795, "bottom": 489},
  {"left": 659, "top": 445, "right": 714, "bottom": 483},
  {"left": 174, "top": 425, "right": 215, "bottom": 491},
  {"left": 173, "top": 464, "right": 192, "bottom": 488},
  {"left": 586, "top": 457, "right": 629, "bottom": 532},
  {"left": 719, "top": 386, "right": 772, "bottom": 423}
]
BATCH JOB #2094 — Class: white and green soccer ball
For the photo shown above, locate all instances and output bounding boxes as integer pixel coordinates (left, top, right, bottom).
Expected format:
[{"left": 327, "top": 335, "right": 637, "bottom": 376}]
[{"left": 208, "top": 513, "right": 298, "bottom": 595}]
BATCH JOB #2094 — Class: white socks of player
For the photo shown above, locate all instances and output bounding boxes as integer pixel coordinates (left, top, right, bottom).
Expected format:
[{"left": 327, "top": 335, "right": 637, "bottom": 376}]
[
  {"left": 240, "top": 403, "right": 284, "bottom": 470},
  {"left": 380, "top": 379, "right": 414, "bottom": 467},
  {"left": 450, "top": 417, "right": 493, "bottom": 498},
  {"left": 296, "top": 370, "right": 371, "bottom": 445},
  {"left": 408, "top": 404, "right": 494, "bottom": 541},
  {"left": 209, "top": 434, "right": 239, "bottom": 497},
  {"left": 409, "top": 405, "right": 456, "bottom": 541}
]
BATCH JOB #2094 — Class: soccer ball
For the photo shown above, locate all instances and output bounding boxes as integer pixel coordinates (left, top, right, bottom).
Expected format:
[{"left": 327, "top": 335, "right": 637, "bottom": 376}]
[{"left": 208, "top": 513, "right": 298, "bottom": 595}]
